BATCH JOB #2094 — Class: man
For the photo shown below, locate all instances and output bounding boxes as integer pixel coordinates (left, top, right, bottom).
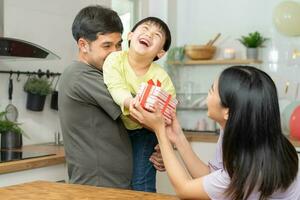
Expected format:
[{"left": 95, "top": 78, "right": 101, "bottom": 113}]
[{"left": 58, "top": 5, "right": 163, "bottom": 189}]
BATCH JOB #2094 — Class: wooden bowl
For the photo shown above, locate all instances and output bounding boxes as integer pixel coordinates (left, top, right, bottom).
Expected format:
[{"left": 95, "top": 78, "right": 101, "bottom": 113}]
[{"left": 185, "top": 45, "right": 216, "bottom": 60}]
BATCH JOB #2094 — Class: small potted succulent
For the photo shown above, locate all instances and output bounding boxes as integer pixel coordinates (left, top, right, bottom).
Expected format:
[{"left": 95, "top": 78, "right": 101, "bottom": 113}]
[
  {"left": 238, "top": 31, "right": 269, "bottom": 60},
  {"left": 24, "top": 76, "right": 52, "bottom": 111},
  {"left": 0, "top": 111, "right": 26, "bottom": 149}
]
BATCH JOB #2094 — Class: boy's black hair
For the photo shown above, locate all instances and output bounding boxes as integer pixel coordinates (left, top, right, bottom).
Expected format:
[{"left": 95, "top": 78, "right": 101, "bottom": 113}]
[
  {"left": 130, "top": 17, "right": 172, "bottom": 61},
  {"left": 72, "top": 5, "right": 123, "bottom": 42}
]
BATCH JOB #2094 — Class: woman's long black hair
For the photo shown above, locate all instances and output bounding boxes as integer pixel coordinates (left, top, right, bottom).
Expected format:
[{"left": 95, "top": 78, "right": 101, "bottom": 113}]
[{"left": 219, "top": 66, "right": 298, "bottom": 200}]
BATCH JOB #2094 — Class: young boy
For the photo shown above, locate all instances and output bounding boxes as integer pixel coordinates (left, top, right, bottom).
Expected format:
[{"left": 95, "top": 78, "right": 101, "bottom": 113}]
[{"left": 103, "top": 17, "right": 175, "bottom": 192}]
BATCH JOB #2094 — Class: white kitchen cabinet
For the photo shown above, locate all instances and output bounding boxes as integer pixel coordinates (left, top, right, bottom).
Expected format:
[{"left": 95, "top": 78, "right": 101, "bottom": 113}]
[
  {"left": 156, "top": 141, "right": 217, "bottom": 195},
  {"left": 0, "top": 164, "right": 67, "bottom": 187}
]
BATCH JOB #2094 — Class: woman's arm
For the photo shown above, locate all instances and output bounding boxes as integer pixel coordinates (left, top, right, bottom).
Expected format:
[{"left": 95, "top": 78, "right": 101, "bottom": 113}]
[
  {"left": 130, "top": 102, "right": 210, "bottom": 199},
  {"left": 170, "top": 125, "right": 210, "bottom": 178},
  {"left": 157, "top": 125, "right": 209, "bottom": 199},
  {"left": 161, "top": 111, "right": 210, "bottom": 178}
]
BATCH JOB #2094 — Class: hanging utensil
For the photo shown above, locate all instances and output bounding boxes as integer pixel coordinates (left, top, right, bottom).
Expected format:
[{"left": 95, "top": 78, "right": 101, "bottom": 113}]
[
  {"left": 51, "top": 75, "right": 60, "bottom": 110},
  {"left": 5, "top": 73, "right": 19, "bottom": 122}
]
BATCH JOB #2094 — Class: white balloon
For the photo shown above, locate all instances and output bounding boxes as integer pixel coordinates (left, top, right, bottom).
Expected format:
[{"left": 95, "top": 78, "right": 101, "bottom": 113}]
[{"left": 273, "top": 1, "right": 300, "bottom": 36}]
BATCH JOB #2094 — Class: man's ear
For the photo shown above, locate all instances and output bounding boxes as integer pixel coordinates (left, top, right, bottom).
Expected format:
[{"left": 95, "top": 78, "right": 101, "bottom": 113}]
[
  {"left": 156, "top": 49, "right": 166, "bottom": 59},
  {"left": 78, "top": 38, "right": 88, "bottom": 53}
]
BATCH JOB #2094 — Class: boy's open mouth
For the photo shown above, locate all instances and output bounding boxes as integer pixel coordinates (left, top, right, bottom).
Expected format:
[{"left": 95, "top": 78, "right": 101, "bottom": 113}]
[{"left": 139, "top": 38, "right": 150, "bottom": 47}]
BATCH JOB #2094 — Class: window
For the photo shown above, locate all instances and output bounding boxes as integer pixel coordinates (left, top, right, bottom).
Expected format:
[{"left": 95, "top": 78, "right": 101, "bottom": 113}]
[{"left": 111, "top": 0, "right": 138, "bottom": 49}]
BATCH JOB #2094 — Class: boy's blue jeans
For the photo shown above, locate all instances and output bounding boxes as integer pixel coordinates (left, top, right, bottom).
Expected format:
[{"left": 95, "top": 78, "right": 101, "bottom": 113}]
[{"left": 128, "top": 128, "right": 158, "bottom": 192}]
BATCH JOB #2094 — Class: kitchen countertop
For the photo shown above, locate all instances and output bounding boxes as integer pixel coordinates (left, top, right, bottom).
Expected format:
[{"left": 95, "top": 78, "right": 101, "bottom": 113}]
[
  {"left": 184, "top": 131, "right": 219, "bottom": 143},
  {"left": 184, "top": 131, "right": 300, "bottom": 148},
  {"left": 0, "top": 180, "right": 179, "bottom": 200},
  {"left": 0, "top": 132, "right": 298, "bottom": 175},
  {"left": 0, "top": 144, "right": 65, "bottom": 174}
]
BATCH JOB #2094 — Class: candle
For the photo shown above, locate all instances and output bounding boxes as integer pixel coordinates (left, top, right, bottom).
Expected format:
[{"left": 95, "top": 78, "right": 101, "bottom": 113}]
[{"left": 223, "top": 48, "right": 236, "bottom": 59}]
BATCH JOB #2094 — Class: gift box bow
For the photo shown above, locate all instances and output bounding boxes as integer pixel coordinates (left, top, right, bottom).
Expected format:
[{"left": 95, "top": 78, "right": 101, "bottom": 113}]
[{"left": 138, "top": 79, "right": 177, "bottom": 119}]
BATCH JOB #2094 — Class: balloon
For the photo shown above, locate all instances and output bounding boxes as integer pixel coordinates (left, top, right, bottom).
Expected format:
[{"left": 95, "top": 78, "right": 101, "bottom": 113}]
[
  {"left": 281, "top": 100, "right": 300, "bottom": 135},
  {"left": 290, "top": 105, "right": 300, "bottom": 140},
  {"left": 273, "top": 1, "right": 300, "bottom": 36}
]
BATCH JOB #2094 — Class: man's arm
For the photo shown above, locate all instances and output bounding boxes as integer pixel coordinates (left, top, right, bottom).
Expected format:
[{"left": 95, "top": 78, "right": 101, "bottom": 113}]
[{"left": 150, "top": 144, "right": 165, "bottom": 171}]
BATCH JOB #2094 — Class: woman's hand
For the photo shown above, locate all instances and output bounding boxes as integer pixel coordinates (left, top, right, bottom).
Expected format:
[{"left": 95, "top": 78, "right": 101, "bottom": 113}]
[
  {"left": 165, "top": 112, "right": 184, "bottom": 145},
  {"left": 129, "top": 100, "right": 165, "bottom": 134}
]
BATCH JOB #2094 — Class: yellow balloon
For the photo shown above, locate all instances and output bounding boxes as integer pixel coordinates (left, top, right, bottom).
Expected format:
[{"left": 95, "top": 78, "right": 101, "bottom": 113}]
[{"left": 273, "top": 1, "right": 300, "bottom": 36}]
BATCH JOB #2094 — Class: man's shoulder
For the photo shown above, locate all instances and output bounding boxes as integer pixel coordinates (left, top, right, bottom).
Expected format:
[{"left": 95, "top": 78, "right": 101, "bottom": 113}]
[
  {"left": 62, "top": 61, "right": 85, "bottom": 74},
  {"left": 60, "top": 61, "right": 104, "bottom": 92},
  {"left": 63, "top": 61, "right": 102, "bottom": 77},
  {"left": 68, "top": 60, "right": 87, "bottom": 68}
]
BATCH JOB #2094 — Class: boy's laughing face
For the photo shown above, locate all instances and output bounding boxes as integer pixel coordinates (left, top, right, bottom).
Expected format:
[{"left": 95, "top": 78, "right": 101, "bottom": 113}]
[{"left": 128, "top": 22, "right": 166, "bottom": 60}]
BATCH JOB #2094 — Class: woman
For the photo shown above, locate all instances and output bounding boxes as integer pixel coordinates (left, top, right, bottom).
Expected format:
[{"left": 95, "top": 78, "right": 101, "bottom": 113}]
[{"left": 130, "top": 66, "right": 299, "bottom": 200}]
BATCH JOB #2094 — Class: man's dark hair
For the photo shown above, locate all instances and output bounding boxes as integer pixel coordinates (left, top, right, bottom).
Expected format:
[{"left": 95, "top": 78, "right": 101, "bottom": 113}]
[
  {"left": 72, "top": 5, "right": 123, "bottom": 42},
  {"left": 129, "top": 17, "right": 172, "bottom": 61}
]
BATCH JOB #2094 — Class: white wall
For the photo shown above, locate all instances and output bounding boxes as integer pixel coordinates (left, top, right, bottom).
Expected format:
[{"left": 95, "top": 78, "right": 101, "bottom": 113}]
[
  {"left": 175, "top": 0, "right": 300, "bottom": 96},
  {"left": 146, "top": 0, "right": 299, "bottom": 90},
  {"left": 0, "top": 164, "right": 66, "bottom": 187},
  {"left": 165, "top": 0, "right": 300, "bottom": 130},
  {"left": 0, "top": 0, "right": 3, "bottom": 36}
]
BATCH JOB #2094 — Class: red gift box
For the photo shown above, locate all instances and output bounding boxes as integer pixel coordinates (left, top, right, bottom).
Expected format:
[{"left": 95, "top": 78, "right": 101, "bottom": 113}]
[{"left": 137, "top": 80, "right": 178, "bottom": 120}]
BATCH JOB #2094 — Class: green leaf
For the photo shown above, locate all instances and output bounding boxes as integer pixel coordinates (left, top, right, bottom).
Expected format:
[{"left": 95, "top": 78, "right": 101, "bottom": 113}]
[
  {"left": 238, "top": 31, "right": 269, "bottom": 48},
  {"left": 167, "top": 46, "right": 185, "bottom": 62},
  {"left": 0, "top": 111, "right": 30, "bottom": 139},
  {"left": 24, "top": 77, "right": 52, "bottom": 96}
]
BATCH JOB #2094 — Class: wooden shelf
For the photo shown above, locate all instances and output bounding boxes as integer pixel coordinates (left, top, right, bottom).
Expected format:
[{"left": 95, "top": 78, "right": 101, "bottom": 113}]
[
  {"left": 177, "top": 107, "right": 207, "bottom": 111},
  {"left": 184, "top": 132, "right": 219, "bottom": 143},
  {"left": 0, "top": 144, "right": 65, "bottom": 174},
  {"left": 168, "top": 59, "right": 262, "bottom": 65},
  {"left": 184, "top": 131, "right": 300, "bottom": 148}
]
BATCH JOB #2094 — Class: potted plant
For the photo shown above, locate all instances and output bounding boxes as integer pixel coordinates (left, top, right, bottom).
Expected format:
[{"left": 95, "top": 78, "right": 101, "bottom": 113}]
[
  {"left": 167, "top": 46, "right": 185, "bottom": 62},
  {"left": 0, "top": 111, "right": 27, "bottom": 149},
  {"left": 238, "top": 31, "right": 269, "bottom": 60},
  {"left": 24, "top": 76, "right": 52, "bottom": 111}
]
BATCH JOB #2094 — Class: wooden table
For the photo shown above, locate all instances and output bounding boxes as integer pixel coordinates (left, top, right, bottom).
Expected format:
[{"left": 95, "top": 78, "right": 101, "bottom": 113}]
[{"left": 0, "top": 181, "right": 179, "bottom": 200}]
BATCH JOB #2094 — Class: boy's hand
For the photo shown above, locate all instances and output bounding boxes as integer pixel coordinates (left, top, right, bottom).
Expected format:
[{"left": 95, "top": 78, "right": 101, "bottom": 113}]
[
  {"left": 128, "top": 97, "right": 154, "bottom": 131},
  {"left": 124, "top": 97, "right": 134, "bottom": 109}
]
